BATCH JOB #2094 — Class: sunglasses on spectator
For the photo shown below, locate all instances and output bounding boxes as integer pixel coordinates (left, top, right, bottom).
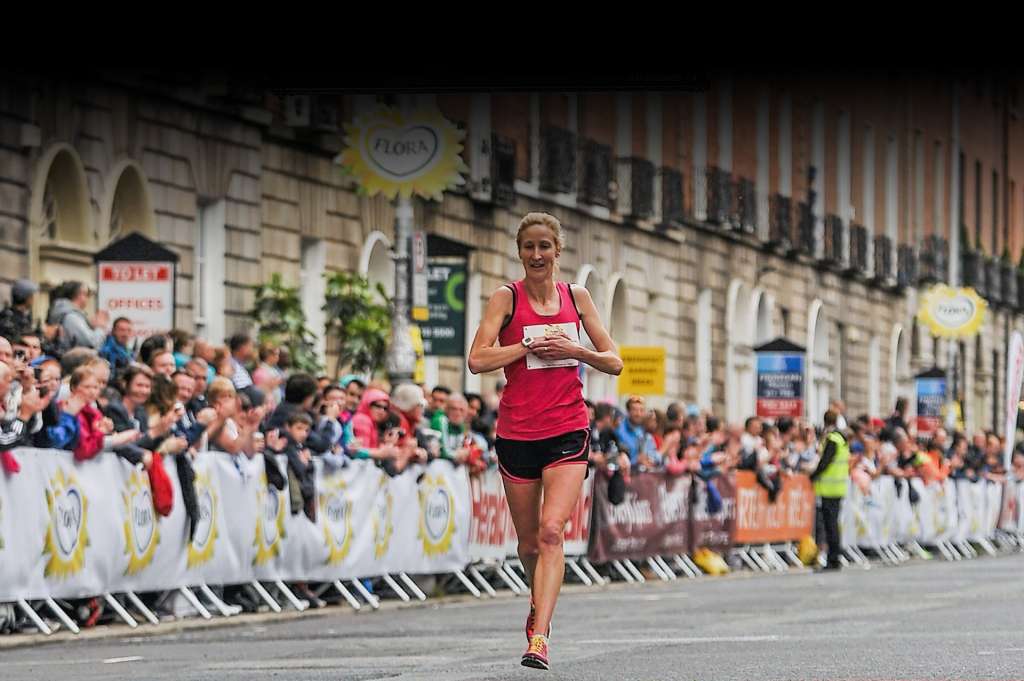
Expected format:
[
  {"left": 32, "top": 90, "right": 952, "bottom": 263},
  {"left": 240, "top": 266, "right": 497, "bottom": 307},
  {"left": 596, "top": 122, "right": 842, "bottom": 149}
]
[{"left": 370, "top": 402, "right": 389, "bottom": 410}]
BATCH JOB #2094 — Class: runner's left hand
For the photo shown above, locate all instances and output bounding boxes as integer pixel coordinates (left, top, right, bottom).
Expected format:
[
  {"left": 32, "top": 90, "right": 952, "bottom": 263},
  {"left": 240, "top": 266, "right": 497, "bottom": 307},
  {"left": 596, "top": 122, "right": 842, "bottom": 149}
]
[{"left": 530, "top": 332, "right": 578, "bottom": 361}]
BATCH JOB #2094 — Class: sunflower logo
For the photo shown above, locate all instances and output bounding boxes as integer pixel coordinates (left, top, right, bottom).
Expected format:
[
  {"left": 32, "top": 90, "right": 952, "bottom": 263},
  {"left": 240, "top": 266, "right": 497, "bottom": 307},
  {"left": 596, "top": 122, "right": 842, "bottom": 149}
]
[
  {"left": 320, "top": 476, "right": 353, "bottom": 565},
  {"left": 336, "top": 106, "right": 468, "bottom": 201},
  {"left": 253, "top": 474, "right": 286, "bottom": 567},
  {"left": 186, "top": 470, "right": 218, "bottom": 568},
  {"left": 418, "top": 473, "right": 456, "bottom": 557},
  {"left": 372, "top": 475, "right": 394, "bottom": 560},
  {"left": 917, "top": 284, "right": 986, "bottom": 339},
  {"left": 43, "top": 468, "right": 89, "bottom": 579},
  {"left": 122, "top": 469, "right": 159, "bottom": 575}
]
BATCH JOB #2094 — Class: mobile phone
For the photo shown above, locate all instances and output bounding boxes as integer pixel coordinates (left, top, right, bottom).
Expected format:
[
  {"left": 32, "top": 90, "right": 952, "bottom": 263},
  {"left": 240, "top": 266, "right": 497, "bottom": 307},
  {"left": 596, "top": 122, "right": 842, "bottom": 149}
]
[{"left": 37, "top": 385, "right": 49, "bottom": 399}]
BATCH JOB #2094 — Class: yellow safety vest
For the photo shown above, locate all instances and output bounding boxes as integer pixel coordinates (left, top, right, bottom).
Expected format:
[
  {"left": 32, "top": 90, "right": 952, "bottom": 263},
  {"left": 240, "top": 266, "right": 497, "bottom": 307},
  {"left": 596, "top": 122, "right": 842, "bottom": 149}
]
[{"left": 813, "top": 430, "right": 849, "bottom": 498}]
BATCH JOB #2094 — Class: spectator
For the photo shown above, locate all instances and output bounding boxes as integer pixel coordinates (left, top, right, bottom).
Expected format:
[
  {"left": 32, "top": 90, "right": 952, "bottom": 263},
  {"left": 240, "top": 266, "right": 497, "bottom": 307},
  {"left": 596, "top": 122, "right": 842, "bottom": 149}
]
[
  {"left": 589, "top": 402, "right": 630, "bottom": 478},
  {"left": 947, "top": 434, "right": 972, "bottom": 481},
  {"left": 465, "top": 391, "right": 496, "bottom": 446},
  {"left": 138, "top": 334, "right": 170, "bottom": 368},
  {"left": 1011, "top": 450, "right": 1024, "bottom": 481},
  {"left": 426, "top": 384, "right": 451, "bottom": 420},
  {"left": 33, "top": 358, "right": 79, "bottom": 451},
  {"left": 266, "top": 373, "right": 330, "bottom": 454},
  {"left": 982, "top": 433, "right": 1007, "bottom": 482},
  {"left": 169, "top": 329, "right": 194, "bottom": 370},
  {"left": 186, "top": 336, "right": 216, "bottom": 384},
  {"left": 228, "top": 333, "right": 255, "bottom": 390},
  {"left": 645, "top": 408, "right": 665, "bottom": 451},
  {"left": 886, "top": 397, "right": 910, "bottom": 434},
  {"left": 144, "top": 373, "right": 193, "bottom": 534},
  {"left": 1, "top": 336, "right": 45, "bottom": 439},
  {"left": 616, "top": 395, "right": 661, "bottom": 468},
  {"left": 390, "top": 382, "right": 430, "bottom": 466},
  {"left": 15, "top": 333, "right": 43, "bottom": 364},
  {"left": 212, "top": 346, "right": 234, "bottom": 379},
  {"left": 314, "top": 384, "right": 350, "bottom": 467},
  {"left": 185, "top": 358, "right": 210, "bottom": 414},
  {"left": 47, "top": 281, "right": 108, "bottom": 351},
  {"left": 665, "top": 402, "right": 684, "bottom": 430},
  {"left": 66, "top": 366, "right": 110, "bottom": 461},
  {"left": 252, "top": 341, "right": 285, "bottom": 406},
  {"left": 740, "top": 416, "right": 764, "bottom": 458},
  {"left": 278, "top": 411, "right": 316, "bottom": 522},
  {"left": 339, "top": 375, "right": 365, "bottom": 427},
  {"left": 0, "top": 361, "right": 47, "bottom": 473},
  {"left": 348, "top": 388, "right": 406, "bottom": 473},
  {"left": 56, "top": 347, "right": 98, "bottom": 402},
  {"left": 192, "top": 337, "right": 217, "bottom": 366},
  {"left": 103, "top": 365, "right": 157, "bottom": 466},
  {"left": 0, "top": 279, "right": 38, "bottom": 342},
  {"left": 203, "top": 377, "right": 263, "bottom": 457},
  {"left": 172, "top": 370, "right": 199, "bottom": 426},
  {"left": 149, "top": 349, "right": 176, "bottom": 377},
  {"left": 100, "top": 317, "right": 134, "bottom": 381}
]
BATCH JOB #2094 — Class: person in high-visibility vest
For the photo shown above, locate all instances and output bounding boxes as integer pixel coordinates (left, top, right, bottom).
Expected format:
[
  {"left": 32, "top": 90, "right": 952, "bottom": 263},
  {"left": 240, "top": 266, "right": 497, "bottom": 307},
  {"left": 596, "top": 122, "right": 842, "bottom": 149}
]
[{"left": 810, "top": 408, "right": 849, "bottom": 571}]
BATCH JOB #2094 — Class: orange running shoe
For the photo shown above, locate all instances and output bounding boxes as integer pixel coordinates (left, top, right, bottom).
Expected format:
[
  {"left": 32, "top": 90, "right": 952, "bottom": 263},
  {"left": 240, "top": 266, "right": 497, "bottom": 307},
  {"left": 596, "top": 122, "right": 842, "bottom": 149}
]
[{"left": 521, "top": 633, "right": 549, "bottom": 670}]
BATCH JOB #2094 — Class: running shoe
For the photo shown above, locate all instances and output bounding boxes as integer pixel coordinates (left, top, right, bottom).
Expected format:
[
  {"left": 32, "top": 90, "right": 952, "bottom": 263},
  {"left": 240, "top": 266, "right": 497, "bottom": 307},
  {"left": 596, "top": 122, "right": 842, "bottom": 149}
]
[{"left": 521, "top": 634, "right": 549, "bottom": 670}]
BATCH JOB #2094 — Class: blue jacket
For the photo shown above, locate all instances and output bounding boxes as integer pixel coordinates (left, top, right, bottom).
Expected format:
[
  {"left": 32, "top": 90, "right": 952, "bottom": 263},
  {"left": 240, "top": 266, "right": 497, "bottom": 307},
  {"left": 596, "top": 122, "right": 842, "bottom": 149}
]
[
  {"left": 100, "top": 335, "right": 133, "bottom": 374},
  {"left": 615, "top": 420, "right": 661, "bottom": 466},
  {"left": 33, "top": 409, "right": 79, "bottom": 450}
]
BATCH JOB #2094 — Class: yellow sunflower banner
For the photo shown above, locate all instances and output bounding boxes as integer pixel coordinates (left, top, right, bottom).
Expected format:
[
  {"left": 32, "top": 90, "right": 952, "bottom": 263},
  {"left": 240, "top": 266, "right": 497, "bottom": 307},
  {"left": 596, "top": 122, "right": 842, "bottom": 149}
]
[
  {"left": 336, "top": 106, "right": 468, "bottom": 201},
  {"left": 917, "top": 285, "right": 987, "bottom": 339}
]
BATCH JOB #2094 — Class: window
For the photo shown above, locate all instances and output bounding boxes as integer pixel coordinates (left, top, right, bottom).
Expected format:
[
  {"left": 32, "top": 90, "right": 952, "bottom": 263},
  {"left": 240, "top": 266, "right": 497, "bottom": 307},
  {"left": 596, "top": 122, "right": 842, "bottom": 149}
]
[
  {"left": 992, "top": 350, "right": 1000, "bottom": 432},
  {"left": 836, "top": 322, "right": 847, "bottom": 402},
  {"left": 195, "top": 200, "right": 225, "bottom": 344},
  {"left": 993, "top": 169, "right": 1000, "bottom": 255},
  {"left": 958, "top": 150, "right": 965, "bottom": 236},
  {"left": 975, "top": 160, "right": 982, "bottom": 248}
]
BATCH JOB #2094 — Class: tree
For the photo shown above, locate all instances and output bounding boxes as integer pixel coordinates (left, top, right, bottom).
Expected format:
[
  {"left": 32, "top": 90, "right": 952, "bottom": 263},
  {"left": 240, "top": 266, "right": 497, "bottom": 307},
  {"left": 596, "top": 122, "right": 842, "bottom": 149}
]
[
  {"left": 323, "top": 271, "right": 392, "bottom": 379},
  {"left": 250, "top": 273, "right": 322, "bottom": 374}
]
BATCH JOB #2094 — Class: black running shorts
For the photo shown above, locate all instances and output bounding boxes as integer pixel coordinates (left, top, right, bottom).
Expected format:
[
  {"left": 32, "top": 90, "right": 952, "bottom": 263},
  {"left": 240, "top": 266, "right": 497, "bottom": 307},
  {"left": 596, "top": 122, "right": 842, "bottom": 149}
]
[{"left": 495, "top": 429, "right": 590, "bottom": 483}]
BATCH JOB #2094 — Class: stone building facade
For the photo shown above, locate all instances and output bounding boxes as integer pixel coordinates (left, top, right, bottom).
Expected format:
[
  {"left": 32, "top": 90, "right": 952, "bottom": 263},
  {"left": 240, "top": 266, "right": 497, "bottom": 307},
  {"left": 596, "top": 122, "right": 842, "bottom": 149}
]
[{"left": 2, "top": 72, "right": 1022, "bottom": 431}]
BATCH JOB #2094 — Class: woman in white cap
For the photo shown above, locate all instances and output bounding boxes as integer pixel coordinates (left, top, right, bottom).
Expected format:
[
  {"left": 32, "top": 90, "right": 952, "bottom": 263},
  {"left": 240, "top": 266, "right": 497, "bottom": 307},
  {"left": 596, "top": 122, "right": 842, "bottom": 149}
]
[{"left": 391, "top": 382, "right": 429, "bottom": 465}]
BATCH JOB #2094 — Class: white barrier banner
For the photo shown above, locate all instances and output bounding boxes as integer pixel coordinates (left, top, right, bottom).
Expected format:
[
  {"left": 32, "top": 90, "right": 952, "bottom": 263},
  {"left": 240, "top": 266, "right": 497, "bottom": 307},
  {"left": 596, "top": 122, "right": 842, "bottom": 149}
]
[
  {"left": 1005, "top": 331, "right": 1024, "bottom": 471},
  {"left": 0, "top": 450, "right": 475, "bottom": 602},
  {"left": 983, "top": 480, "right": 1003, "bottom": 541},
  {"left": 468, "top": 469, "right": 518, "bottom": 562},
  {"left": 468, "top": 468, "right": 595, "bottom": 563},
  {"left": 998, "top": 480, "right": 1024, "bottom": 532},
  {"left": 392, "top": 459, "right": 472, "bottom": 574}
]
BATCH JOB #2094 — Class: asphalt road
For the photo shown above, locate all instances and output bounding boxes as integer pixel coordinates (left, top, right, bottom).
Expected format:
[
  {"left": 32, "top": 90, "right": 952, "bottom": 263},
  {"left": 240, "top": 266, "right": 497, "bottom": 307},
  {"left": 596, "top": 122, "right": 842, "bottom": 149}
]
[{"left": 4, "top": 553, "right": 1024, "bottom": 680}]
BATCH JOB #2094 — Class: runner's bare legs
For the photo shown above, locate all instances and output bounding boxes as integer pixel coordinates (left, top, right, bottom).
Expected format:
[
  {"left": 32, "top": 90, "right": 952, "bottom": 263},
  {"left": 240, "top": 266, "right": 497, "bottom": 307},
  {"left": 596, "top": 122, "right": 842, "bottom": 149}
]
[
  {"left": 502, "top": 478, "right": 542, "bottom": 585},
  {"left": 530, "top": 463, "right": 587, "bottom": 635}
]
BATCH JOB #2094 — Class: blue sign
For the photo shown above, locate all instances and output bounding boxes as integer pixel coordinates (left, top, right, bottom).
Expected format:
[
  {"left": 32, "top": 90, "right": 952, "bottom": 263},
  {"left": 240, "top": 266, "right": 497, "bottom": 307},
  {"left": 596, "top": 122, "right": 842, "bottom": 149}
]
[
  {"left": 915, "top": 376, "right": 946, "bottom": 435},
  {"left": 756, "top": 352, "right": 805, "bottom": 418}
]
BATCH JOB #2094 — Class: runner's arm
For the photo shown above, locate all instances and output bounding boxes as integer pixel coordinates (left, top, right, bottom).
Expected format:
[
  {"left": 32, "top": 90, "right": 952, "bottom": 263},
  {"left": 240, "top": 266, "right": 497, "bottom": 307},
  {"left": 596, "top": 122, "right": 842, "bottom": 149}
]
[
  {"left": 570, "top": 286, "right": 623, "bottom": 376},
  {"left": 467, "top": 287, "right": 529, "bottom": 374}
]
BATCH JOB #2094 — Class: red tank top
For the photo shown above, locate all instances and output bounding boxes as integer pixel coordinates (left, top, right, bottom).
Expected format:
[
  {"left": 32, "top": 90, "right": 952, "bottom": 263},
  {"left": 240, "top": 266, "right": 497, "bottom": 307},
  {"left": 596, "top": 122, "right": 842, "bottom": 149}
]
[{"left": 496, "top": 280, "right": 589, "bottom": 441}]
